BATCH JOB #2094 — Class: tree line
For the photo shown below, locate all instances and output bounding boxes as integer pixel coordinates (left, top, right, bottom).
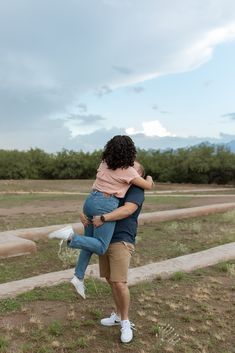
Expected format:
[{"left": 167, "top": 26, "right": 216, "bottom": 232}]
[{"left": 0, "top": 144, "right": 234, "bottom": 184}]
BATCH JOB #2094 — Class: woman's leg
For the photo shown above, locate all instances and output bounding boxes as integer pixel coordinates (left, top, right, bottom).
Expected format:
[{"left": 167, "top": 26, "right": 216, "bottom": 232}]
[
  {"left": 74, "top": 249, "right": 92, "bottom": 280},
  {"left": 71, "top": 222, "right": 116, "bottom": 284},
  {"left": 69, "top": 192, "right": 119, "bottom": 279},
  {"left": 72, "top": 221, "right": 94, "bottom": 280},
  {"left": 69, "top": 192, "right": 119, "bottom": 254},
  {"left": 68, "top": 220, "right": 116, "bottom": 255},
  {"left": 89, "top": 192, "right": 119, "bottom": 253}
]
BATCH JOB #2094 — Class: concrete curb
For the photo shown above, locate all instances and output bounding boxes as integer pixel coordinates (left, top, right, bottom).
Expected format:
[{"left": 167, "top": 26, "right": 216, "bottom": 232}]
[
  {"left": 0, "top": 235, "right": 36, "bottom": 258},
  {"left": 2, "top": 202, "right": 235, "bottom": 239},
  {"left": 0, "top": 223, "right": 84, "bottom": 258},
  {"left": 0, "top": 264, "right": 99, "bottom": 299},
  {"left": 0, "top": 223, "right": 84, "bottom": 242},
  {"left": 128, "top": 242, "right": 235, "bottom": 284},
  {"left": 1, "top": 202, "right": 235, "bottom": 258},
  {"left": 0, "top": 242, "right": 235, "bottom": 299},
  {"left": 138, "top": 202, "right": 235, "bottom": 225}
]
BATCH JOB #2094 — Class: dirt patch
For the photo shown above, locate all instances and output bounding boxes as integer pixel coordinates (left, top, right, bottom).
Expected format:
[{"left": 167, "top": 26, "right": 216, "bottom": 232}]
[
  {"left": 0, "top": 301, "right": 72, "bottom": 329},
  {"left": 0, "top": 264, "right": 234, "bottom": 353},
  {"left": 0, "top": 179, "right": 94, "bottom": 193},
  {"left": 1, "top": 195, "right": 235, "bottom": 216},
  {"left": 0, "top": 200, "right": 84, "bottom": 216}
]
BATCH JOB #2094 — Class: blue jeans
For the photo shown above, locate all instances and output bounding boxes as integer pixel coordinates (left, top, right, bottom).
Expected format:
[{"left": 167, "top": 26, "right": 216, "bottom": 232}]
[{"left": 68, "top": 191, "right": 119, "bottom": 279}]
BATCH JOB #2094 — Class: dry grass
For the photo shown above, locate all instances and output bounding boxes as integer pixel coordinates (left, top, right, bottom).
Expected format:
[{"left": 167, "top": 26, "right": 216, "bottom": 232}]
[
  {"left": 0, "top": 181, "right": 235, "bottom": 352},
  {"left": 0, "top": 261, "right": 235, "bottom": 353},
  {"left": 0, "top": 209, "right": 234, "bottom": 284}
]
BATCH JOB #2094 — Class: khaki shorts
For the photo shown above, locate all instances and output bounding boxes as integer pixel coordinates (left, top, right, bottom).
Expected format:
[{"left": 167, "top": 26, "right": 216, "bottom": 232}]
[{"left": 99, "top": 242, "right": 135, "bottom": 283}]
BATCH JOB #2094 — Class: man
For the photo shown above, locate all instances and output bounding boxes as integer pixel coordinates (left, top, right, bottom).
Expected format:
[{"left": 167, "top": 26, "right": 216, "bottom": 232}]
[
  {"left": 49, "top": 160, "right": 152, "bottom": 301},
  {"left": 92, "top": 177, "right": 145, "bottom": 344},
  {"left": 52, "top": 162, "right": 147, "bottom": 343}
]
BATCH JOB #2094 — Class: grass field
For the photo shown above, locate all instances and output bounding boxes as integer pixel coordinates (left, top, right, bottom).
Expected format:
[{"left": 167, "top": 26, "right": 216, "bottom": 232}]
[
  {"left": 0, "top": 180, "right": 235, "bottom": 352},
  {"left": 1, "top": 190, "right": 235, "bottom": 232},
  {"left": 0, "top": 209, "right": 234, "bottom": 284},
  {"left": 0, "top": 194, "right": 194, "bottom": 232},
  {"left": 0, "top": 261, "right": 234, "bottom": 353}
]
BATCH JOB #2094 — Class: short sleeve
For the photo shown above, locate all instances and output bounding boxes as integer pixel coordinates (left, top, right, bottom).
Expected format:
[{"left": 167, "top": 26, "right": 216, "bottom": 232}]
[
  {"left": 120, "top": 167, "right": 140, "bottom": 184},
  {"left": 125, "top": 186, "right": 145, "bottom": 207}
]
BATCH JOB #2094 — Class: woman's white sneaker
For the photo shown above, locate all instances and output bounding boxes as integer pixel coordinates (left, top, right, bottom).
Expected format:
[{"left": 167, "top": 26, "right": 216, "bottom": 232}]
[
  {"left": 70, "top": 276, "right": 86, "bottom": 299},
  {"left": 48, "top": 225, "right": 74, "bottom": 240},
  {"left": 120, "top": 320, "right": 134, "bottom": 343},
  {"left": 100, "top": 312, "right": 121, "bottom": 326}
]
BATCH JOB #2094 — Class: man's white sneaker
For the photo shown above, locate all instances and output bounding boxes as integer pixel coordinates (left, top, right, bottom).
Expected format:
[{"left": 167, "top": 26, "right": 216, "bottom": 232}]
[
  {"left": 100, "top": 312, "right": 121, "bottom": 326},
  {"left": 120, "top": 320, "right": 134, "bottom": 343},
  {"left": 48, "top": 225, "right": 74, "bottom": 240},
  {"left": 71, "top": 276, "right": 86, "bottom": 299}
]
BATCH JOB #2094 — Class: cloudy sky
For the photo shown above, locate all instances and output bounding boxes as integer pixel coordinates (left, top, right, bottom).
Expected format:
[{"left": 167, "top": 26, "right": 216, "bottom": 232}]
[{"left": 1, "top": 0, "right": 235, "bottom": 151}]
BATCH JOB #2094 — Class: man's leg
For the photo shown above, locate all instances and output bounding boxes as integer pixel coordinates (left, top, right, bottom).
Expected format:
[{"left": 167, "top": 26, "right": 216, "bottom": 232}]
[
  {"left": 100, "top": 242, "right": 135, "bottom": 343},
  {"left": 99, "top": 279, "right": 130, "bottom": 324},
  {"left": 108, "top": 242, "right": 134, "bottom": 320},
  {"left": 104, "top": 278, "right": 121, "bottom": 318},
  {"left": 110, "top": 281, "right": 130, "bottom": 321}
]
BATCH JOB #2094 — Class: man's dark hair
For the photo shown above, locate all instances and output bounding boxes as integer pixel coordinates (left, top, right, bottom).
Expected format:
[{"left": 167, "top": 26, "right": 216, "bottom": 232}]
[{"left": 102, "top": 135, "right": 137, "bottom": 170}]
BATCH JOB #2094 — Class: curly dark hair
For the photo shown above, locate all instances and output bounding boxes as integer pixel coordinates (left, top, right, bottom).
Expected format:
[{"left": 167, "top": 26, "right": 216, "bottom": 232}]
[{"left": 102, "top": 135, "right": 137, "bottom": 170}]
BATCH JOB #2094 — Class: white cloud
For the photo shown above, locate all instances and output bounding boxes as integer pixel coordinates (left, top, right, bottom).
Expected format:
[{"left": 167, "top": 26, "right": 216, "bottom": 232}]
[
  {"left": 126, "top": 120, "right": 175, "bottom": 137},
  {"left": 182, "top": 23, "right": 235, "bottom": 70}
]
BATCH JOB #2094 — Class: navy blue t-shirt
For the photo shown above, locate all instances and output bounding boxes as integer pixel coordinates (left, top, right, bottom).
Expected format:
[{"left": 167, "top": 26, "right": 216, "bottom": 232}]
[{"left": 111, "top": 185, "right": 144, "bottom": 245}]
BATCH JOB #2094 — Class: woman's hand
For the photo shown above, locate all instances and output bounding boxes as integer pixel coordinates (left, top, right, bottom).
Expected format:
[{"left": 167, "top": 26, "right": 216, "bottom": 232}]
[
  {"left": 131, "top": 175, "right": 154, "bottom": 190},
  {"left": 146, "top": 175, "right": 154, "bottom": 188},
  {"left": 79, "top": 212, "right": 90, "bottom": 227},
  {"left": 92, "top": 215, "right": 103, "bottom": 228}
]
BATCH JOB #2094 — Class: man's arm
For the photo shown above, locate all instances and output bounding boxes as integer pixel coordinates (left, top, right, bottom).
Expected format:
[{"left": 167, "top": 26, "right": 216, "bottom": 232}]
[{"left": 92, "top": 202, "right": 138, "bottom": 228}]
